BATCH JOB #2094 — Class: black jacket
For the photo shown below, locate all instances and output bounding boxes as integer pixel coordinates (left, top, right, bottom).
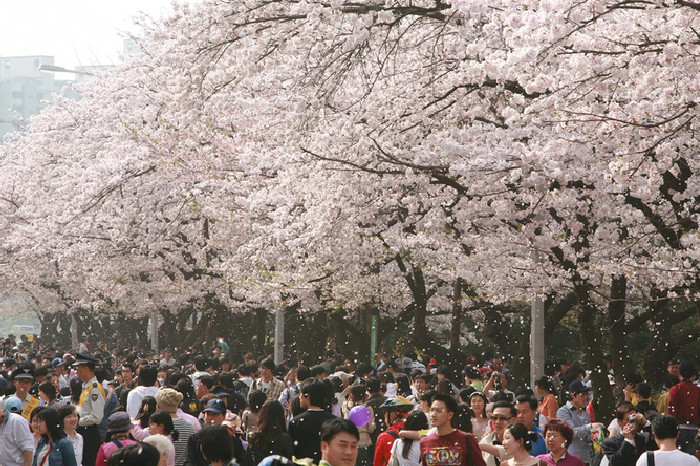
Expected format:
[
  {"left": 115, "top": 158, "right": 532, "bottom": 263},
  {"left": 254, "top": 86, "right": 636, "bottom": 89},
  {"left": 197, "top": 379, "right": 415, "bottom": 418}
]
[{"left": 602, "top": 432, "right": 657, "bottom": 466}]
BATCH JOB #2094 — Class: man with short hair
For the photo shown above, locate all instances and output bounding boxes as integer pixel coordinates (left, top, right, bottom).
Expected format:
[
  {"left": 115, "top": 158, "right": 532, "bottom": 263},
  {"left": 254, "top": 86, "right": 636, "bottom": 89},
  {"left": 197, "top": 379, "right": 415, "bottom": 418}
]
[
  {"left": 667, "top": 362, "right": 700, "bottom": 454},
  {"left": 601, "top": 404, "right": 655, "bottom": 466},
  {"left": 666, "top": 360, "right": 680, "bottom": 378},
  {"left": 115, "top": 362, "right": 136, "bottom": 400},
  {"left": 365, "top": 376, "right": 387, "bottom": 448},
  {"left": 9, "top": 364, "right": 40, "bottom": 420},
  {"left": 190, "top": 356, "right": 211, "bottom": 392},
  {"left": 234, "top": 363, "right": 255, "bottom": 398},
  {"left": 480, "top": 401, "right": 515, "bottom": 466},
  {"left": 320, "top": 418, "right": 360, "bottom": 466},
  {"left": 557, "top": 380, "right": 604, "bottom": 465},
  {"left": 0, "top": 397, "right": 33, "bottom": 466},
  {"left": 183, "top": 398, "right": 247, "bottom": 466},
  {"left": 126, "top": 364, "right": 159, "bottom": 419},
  {"left": 514, "top": 395, "right": 547, "bottom": 456},
  {"left": 74, "top": 352, "right": 106, "bottom": 466},
  {"left": 289, "top": 378, "right": 337, "bottom": 462},
  {"left": 251, "top": 357, "right": 286, "bottom": 401},
  {"left": 420, "top": 393, "right": 487, "bottom": 466},
  {"left": 634, "top": 415, "right": 700, "bottom": 466},
  {"left": 633, "top": 383, "right": 658, "bottom": 421},
  {"left": 159, "top": 347, "right": 176, "bottom": 367},
  {"left": 409, "top": 373, "right": 431, "bottom": 408}
]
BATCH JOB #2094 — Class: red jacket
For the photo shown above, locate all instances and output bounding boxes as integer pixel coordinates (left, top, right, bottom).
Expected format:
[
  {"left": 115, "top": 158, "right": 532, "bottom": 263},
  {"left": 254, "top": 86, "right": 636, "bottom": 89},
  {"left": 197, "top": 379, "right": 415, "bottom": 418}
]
[
  {"left": 373, "top": 421, "right": 405, "bottom": 466},
  {"left": 668, "top": 380, "right": 700, "bottom": 426}
]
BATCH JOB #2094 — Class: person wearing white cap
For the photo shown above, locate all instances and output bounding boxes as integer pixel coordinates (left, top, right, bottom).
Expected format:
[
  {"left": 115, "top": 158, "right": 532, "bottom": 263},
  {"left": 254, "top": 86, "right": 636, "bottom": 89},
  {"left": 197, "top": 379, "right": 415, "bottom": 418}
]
[
  {"left": 73, "top": 352, "right": 106, "bottom": 466},
  {"left": 0, "top": 397, "right": 34, "bottom": 466}
]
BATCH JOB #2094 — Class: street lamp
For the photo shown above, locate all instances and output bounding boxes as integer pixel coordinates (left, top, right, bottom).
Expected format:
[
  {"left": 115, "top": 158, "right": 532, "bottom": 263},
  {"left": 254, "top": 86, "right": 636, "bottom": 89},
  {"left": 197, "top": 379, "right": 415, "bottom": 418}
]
[{"left": 38, "top": 64, "right": 92, "bottom": 76}]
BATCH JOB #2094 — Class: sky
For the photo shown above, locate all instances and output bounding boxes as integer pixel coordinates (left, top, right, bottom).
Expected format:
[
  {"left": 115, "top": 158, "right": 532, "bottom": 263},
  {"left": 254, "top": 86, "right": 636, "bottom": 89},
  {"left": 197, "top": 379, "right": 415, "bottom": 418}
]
[{"left": 0, "top": 1, "right": 182, "bottom": 70}]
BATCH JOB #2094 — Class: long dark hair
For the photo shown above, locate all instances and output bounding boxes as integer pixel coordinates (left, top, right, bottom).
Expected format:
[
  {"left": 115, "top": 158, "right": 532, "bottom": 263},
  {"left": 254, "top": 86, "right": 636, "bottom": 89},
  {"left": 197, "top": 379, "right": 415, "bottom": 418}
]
[
  {"left": 402, "top": 411, "right": 428, "bottom": 459},
  {"left": 36, "top": 408, "right": 66, "bottom": 441},
  {"left": 136, "top": 396, "right": 157, "bottom": 428},
  {"left": 250, "top": 400, "right": 287, "bottom": 450}
]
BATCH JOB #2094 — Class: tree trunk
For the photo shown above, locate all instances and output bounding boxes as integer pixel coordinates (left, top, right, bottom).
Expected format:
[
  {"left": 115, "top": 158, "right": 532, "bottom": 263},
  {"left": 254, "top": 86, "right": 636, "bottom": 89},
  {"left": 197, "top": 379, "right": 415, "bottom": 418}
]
[
  {"left": 412, "top": 266, "right": 428, "bottom": 351},
  {"left": 608, "top": 274, "right": 628, "bottom": 399},
  {"left": 450, "top": 278, "right": 463, "bottom": 351},
  {"left": 575, "top": 284, "right": 615, "bottom": 424}
]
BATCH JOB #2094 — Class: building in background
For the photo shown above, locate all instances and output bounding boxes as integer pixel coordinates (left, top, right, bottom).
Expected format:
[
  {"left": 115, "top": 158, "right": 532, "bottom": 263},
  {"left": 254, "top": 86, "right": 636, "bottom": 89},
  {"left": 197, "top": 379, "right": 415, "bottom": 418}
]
[
  {"left": 0, "top": 55, "right": 76, "bottom": 141},
  {"left": 0, "top": 38, "right": 134, "bottom": 142}
]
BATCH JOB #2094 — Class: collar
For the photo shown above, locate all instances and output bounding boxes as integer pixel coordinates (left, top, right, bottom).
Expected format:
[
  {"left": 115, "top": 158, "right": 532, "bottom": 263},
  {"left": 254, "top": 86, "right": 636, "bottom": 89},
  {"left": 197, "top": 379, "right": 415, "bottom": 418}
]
[
  {"left": 82, "top": 376, "right": 98, "bottom": 388},
  {"left": 549, "top": 451, "right": 567, "bottom": 462}
]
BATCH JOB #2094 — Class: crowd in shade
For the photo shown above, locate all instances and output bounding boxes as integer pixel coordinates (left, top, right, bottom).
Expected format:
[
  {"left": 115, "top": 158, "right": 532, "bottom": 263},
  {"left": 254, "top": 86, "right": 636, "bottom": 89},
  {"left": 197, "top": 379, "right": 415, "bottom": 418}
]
[{"left": 0, "top": 335, "right": 698, "bottom": 466}]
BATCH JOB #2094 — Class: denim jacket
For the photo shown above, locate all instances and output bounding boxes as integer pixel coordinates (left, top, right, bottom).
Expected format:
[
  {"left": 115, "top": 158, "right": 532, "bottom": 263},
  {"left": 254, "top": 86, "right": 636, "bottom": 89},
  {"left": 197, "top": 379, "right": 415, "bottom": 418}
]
[{"left": 32, "top": 437, "right": 78, "bottom": 466}]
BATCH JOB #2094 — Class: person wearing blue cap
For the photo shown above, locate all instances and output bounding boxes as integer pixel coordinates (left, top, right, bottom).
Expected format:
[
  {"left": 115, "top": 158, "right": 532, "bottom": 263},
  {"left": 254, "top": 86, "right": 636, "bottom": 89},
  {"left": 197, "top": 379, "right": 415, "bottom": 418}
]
[
  {"left": 556, "top": 380, "right": 604, "bottom": 465},
  {"left": 0, "top": 397, "right": 35, "bottom": 466},
  {"left": 183, "top": 398, "right": 247, "bottom": 466}
]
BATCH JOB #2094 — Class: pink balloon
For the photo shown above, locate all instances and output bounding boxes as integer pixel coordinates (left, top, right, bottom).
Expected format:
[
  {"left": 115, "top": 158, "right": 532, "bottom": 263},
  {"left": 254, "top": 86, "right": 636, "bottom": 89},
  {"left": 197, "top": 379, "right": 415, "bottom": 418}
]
[{"left": 348, "top": 405, "right": 372, "bottom": 428}]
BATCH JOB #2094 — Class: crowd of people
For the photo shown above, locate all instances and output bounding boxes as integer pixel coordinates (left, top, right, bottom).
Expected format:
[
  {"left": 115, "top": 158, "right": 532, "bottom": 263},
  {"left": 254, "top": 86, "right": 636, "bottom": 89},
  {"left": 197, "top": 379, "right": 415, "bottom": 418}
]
[{"left": 0, "top": 335, "right": 698, "bottom": 466}]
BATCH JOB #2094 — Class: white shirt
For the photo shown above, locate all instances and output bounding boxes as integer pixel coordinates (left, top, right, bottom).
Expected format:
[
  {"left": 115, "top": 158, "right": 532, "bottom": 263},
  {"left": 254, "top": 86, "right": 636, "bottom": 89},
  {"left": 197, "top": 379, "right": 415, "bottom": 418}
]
[
  {"left": 390, "top": 438, "right": 422, "bottom": 466},
  {"left": 67, "top": 431, "right": 84, "bottom": 466},
  {"left": 635, "top": 449, "right": 700, "bottom": 466},
  {"left": 126, "top": 385, "right": 161, "bottom": 419},
  {"left": 0, "top": 412, "right": 35, "bottom": 466}
]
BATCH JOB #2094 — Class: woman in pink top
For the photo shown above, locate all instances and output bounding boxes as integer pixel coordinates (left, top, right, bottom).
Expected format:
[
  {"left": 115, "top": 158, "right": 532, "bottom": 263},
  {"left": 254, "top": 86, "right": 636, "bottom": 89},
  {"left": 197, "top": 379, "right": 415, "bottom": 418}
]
[{"left": 96, "top": 412, "right": 138, "bottom": 466}]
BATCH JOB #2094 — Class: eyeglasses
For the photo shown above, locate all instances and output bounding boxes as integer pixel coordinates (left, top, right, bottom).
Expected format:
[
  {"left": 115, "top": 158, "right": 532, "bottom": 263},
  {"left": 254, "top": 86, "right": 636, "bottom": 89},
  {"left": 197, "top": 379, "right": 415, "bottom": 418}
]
[{"left": 491, "top": 415, "right": 512, "bottom": 421}]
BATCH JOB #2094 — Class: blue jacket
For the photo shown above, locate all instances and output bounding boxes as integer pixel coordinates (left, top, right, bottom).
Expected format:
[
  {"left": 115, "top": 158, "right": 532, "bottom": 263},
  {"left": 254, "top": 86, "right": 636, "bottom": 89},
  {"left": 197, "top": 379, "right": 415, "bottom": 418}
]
[{"left": 32, "top": 437, "right": 78, "bottom": 466}]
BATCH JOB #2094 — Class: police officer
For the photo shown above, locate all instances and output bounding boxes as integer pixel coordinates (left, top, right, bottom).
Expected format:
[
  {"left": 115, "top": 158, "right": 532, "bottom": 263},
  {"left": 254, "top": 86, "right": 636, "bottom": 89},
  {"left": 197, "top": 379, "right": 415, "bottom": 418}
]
[
  {"left": 73, "top": 352, "right": 105, "bottom": 466},
  {"left": 9, "top": 364, "right": 40, "bottom": 422}
]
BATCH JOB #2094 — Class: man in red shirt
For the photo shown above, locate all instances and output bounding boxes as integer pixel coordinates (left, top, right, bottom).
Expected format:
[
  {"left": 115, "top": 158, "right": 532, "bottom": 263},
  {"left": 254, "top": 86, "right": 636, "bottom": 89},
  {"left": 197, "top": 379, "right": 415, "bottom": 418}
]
[
  {"left": 420, "top": 393, "right": 487, "bottom": 466},
  {"left": 373, "top": 396, "right": 413, "bottom": 466},
  {"left": 667, "top": 362, "right": 700, "bottom": 454}
]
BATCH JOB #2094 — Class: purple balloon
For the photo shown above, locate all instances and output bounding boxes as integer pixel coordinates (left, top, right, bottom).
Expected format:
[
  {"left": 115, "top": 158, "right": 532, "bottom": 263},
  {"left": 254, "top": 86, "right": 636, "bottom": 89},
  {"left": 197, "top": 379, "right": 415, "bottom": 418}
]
[{"left": 348, "top": 405, "right": 372, "bottom": 428}]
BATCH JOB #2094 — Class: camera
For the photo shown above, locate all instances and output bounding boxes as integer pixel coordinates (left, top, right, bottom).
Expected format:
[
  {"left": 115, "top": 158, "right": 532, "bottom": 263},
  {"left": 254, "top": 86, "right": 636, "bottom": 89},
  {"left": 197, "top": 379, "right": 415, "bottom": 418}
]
[
  {"left": 628, "top": 414, "right": 637, "bottom": 429},
  {"left": 493, "top": 371, "right": 502, "bottom": 390}
]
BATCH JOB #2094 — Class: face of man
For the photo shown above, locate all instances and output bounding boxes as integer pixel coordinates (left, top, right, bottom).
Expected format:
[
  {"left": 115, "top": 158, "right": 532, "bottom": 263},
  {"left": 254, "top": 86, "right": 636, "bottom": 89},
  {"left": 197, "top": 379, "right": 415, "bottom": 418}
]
[
  {"left": 570, "top": 391, "right": 589, "bottom": 409},
  {"left": 196, "top": 383, "right": 209, "bottom": 399},
  {"left": 203, "top": 411, "right": 225, "bottom": 427},
  {"left": 344, "top": 359, "right": 356, "bottom": 372},
  {"left": 620, "top": 410, "right": 638, "bottom": 430},
  {"left": 300, "top": 391, "right": 310, "bottom": 409},
  {"left": 414, "top": 378, "right": 428, "bottom": 394},
  {"left": 121, "top": 366, "right": 133, "bottom": 385},
  {"left": 13, "top": 378, "right": 32, "bottom": 397},
  {"left": 76, "top": 365, "right": 91, "bottom": 381},
  {"left": 667, "top": 363, "right": 680, "bottom": 376},
  {"left": 321, "top": 432, "right": 359, "bottom": 466},
  {"left": 429, "top": 400, "right": 453, "bottom": 430},
  {"left": 515, "top": 402, "right": 536, "bottom": 429},
  {"left": 491, "top": 407, "right": 514, "bottom": 438},
  {"left": 261, "top": 366, "right": 273, "bottom": 381},
  {"left": 491, "top": 357, "right": 503, "bottom": 372}
]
